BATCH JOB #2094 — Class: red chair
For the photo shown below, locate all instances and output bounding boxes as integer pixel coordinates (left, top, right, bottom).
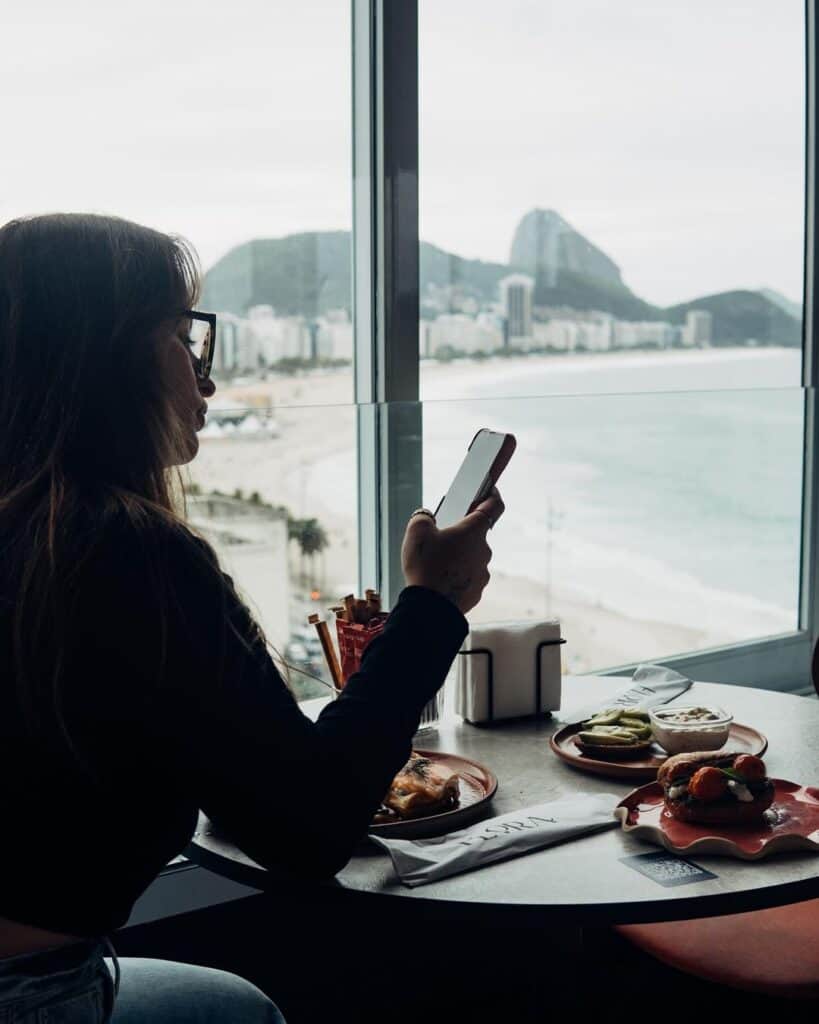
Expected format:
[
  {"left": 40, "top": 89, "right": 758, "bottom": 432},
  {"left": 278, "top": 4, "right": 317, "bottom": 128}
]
[
  {"left": 618, "top": 672, "right": 819, "bottom": 998},
  {"left": 617, "top": 899, "right": 819, "bottom": 999}
]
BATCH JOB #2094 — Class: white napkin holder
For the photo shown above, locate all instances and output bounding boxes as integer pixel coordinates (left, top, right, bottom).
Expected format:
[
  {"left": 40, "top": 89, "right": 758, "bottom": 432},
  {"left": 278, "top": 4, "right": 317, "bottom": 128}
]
[{"left": 456, "top": 619, "right": 564, "bottom": 724}]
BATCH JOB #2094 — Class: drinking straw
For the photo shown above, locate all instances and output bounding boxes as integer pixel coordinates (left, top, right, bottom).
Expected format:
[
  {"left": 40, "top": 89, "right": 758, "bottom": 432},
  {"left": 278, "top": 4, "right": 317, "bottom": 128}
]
[{"left": 308, "top": 613, "right": 344, "bottom": 690}]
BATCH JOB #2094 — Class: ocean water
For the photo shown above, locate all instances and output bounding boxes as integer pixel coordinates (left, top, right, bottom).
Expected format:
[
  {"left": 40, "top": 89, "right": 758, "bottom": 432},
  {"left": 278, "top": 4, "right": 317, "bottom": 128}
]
[{"left": 421, "top": 348, "right": 804, "bottom": 639}]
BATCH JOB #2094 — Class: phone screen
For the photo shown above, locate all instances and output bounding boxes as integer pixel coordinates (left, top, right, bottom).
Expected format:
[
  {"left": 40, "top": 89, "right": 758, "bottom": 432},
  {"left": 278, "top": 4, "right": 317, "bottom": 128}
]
[{"left": 434, "top": 430, "right": 508, "bottom": 529}]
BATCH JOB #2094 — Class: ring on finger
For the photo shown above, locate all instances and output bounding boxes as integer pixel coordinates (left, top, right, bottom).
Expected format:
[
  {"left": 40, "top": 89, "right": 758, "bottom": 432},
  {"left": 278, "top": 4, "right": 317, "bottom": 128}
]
[
  {"left": 474, "top": 508, "right": 494, "bottom": 528},
  {"left": 410, "top": 507, "right": 436, "bottom": 522}
]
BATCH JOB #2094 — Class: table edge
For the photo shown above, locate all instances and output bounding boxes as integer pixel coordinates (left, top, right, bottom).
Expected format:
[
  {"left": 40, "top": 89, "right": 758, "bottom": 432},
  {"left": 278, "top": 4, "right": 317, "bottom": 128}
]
[{"left": 184, "top": 839, "right": 819, "bottom": 925}]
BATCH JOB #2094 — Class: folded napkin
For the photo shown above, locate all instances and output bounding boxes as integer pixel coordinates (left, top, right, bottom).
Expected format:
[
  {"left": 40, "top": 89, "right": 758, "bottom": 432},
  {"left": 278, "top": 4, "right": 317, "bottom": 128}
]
[
  {"left": 567, "top": 663, "right": 693, "bottom": 725},
  {"left": 371, "top": 793, "right": 618, "bottom": 887},
  {"left": 455, "top": 619, "right": 562, "bottom": 723}
]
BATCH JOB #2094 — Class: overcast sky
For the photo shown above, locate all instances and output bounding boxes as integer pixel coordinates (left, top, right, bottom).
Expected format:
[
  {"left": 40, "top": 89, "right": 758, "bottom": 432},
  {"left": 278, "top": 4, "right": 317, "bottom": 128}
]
[{"left": 0, "top": 1, "right": 804, "bottom": 307}]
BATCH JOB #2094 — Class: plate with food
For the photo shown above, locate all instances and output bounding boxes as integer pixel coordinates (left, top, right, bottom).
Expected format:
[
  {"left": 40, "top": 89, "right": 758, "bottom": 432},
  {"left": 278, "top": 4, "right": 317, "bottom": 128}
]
[
  {"left": 614, "top": 751, "right": 819, "bottom": 859},
  {"left": 369, "top": 750, "right": 498, "bottom": 839},
  {"left": 550, "top": 705, "right": 767, "bottom": 781}
]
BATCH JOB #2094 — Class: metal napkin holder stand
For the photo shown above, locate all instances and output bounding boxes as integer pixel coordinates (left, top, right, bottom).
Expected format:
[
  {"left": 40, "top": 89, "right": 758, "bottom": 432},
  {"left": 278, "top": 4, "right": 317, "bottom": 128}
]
[{"left": 457, "top": 637, "right": 566, "bottom": 724}]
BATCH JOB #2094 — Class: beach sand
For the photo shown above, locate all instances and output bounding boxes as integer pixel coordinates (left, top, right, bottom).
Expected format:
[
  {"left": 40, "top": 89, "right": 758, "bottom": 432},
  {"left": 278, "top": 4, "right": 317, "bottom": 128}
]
[{"left": 189, "top": 355, "right": 724, "bottom": 675}]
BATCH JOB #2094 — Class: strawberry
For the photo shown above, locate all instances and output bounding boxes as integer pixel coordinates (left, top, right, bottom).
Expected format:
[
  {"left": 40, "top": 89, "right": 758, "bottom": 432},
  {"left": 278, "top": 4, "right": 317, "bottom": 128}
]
[
  {"left": 689, "top": 766, "right": 728, "bottom": 802},
  {"left": 733, "top": 754, "right": 766, "bottom": 781}
]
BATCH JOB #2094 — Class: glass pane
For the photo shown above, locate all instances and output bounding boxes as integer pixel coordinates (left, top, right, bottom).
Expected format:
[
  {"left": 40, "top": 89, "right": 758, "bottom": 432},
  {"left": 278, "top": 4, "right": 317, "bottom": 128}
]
[
  {"left": 419, "top": 0, "right": 805, "bottom": 666},
  {"left": 424, "top": 388, "right": 803, "bottom": 672},
  {"left": 189, "top": 403, "right": 357, "bottom": 700},
  {"left": 419, "top": 0, "right": 805, "bottom": 401},
  {"left": 2, "top": 1, "right": 353, "bottom": 406},
  {"left": 3, "top": 2, "right": 356, "bottom": 699}
]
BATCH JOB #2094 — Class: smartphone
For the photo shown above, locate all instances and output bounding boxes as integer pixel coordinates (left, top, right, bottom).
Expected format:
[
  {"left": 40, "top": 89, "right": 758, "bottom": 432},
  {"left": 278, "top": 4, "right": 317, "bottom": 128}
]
[{"left": 434, "top": 428, "right": 516, "bottom": 529}]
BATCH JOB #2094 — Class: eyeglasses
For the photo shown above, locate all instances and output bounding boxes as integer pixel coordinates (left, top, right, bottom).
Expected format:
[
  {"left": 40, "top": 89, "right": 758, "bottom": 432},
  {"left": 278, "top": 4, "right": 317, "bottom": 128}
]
[{"left": 183, "top": 310, "right": 217, "bottom": 381}]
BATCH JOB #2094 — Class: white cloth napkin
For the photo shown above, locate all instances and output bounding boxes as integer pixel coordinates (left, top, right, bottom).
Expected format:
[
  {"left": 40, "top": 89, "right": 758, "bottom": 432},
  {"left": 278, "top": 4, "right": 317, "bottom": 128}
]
[
  {"left": 567, "top": 663, "right": 693, "bottom": 724},
  {"left": 371, "top": 793, "right": 619, "bottom": 887},
  {"left": 455, "top": 619, "right": 562, "bottom": 723}
]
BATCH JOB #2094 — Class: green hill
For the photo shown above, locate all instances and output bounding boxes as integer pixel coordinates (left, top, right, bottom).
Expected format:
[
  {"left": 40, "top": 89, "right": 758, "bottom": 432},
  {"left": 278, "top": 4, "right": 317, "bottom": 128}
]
[
  {"left": 758, "top": 287, "right": 802, "bottom": 321},
  {"left": 510, "top": 208, "right": 625, "bottom": 289},
  {"left": 201, "top": 221, "right": 801, "bottom": 348},
  {"left": 533, "top": 268, "right": 658, "bottom": 321},
  {"left": 202, "top": 234, "right": 513, "bottom": 317},
  {"left": 419, "top": 242, "right": 510, "bottom": 306},
  {"left": 201, "top": 232, "right": 351, "bottom": 317},
  {"left": 665, "top": 290, "right": 801, "bottom": 347}
]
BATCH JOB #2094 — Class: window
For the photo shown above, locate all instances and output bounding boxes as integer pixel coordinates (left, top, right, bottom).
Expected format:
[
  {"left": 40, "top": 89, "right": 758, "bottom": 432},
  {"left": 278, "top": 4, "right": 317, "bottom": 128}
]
[
  {"left": 422, "top": 390, "right": 804, "bottom": 673},
  {"left": 418, "top": 0, "right": 808, "bottom": 676},
  {"left": 5, "top": 1, "right": 817, "bottom": 695},
  {"left": 3, "top": 1, "right": 356, "bottom": 699}
]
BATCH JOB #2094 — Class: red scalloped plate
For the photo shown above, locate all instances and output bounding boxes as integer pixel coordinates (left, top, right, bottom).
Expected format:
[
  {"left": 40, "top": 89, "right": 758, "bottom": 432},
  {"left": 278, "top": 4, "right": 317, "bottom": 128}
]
[{"left": 614, "top": 779, "right": 819, "bottom": 860}]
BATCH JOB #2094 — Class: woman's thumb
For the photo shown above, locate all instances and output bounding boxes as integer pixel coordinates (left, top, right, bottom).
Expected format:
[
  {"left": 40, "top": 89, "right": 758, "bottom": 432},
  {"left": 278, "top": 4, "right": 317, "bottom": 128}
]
[{"left": 405, "top": 510, "right": 437, "bottom": 541}]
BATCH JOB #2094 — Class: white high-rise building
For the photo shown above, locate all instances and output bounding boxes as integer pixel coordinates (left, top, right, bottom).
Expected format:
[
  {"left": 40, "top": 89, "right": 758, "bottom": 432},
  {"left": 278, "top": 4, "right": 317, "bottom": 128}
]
[
  {"left": 212, "top": 312, "right": 242, "bottom": 373},
  {"left": 682, "top": 310, "right": 713, "bottom": 347},
  {"left": 212, "top": 312, "right": 262, "bottom": 373},
  {"left": 536, "top": 315, "right": 615, "bottom": 352},
  {"left": 613, "top": 320, "right": 674, "bottom": 349},
  {"left": 316, "top": 313, "right": 353, "bottom": 360},
  {"left": 421, "top": 314, "right": 503, "bottom": 356},
  {"left": 245, "top": 305, "right": 280, "bottom": 366},
  {"left": 499, "top": 274, "right": 535, "bottom": 345},
  {"left": 235, "top": 320, "right": 261, "bottom": 370}
]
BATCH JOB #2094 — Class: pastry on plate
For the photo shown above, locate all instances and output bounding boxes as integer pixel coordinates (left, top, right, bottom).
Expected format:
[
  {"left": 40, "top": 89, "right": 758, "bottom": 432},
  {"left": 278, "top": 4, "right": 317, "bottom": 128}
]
[{"left": 373, "top": 753, "right": 460, "bottom": 824}]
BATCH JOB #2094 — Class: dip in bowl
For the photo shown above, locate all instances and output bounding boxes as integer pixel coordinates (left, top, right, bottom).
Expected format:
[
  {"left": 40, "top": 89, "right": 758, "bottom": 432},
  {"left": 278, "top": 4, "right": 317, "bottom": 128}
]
[{"left": 649, "top": 705, "right": 732, "bottom": 755}]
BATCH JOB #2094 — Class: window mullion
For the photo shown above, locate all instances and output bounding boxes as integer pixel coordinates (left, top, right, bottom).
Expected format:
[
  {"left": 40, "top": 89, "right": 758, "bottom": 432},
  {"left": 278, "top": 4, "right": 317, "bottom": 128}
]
[
  {"left": 352, "top": 0, "right": 420, "bottom": 605},
  {"left": 801, "top": 0, "right": 819, "bottom": 657}
]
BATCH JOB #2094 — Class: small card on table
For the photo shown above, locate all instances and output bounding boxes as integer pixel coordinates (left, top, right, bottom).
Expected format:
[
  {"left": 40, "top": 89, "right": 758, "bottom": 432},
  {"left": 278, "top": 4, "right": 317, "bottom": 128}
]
[{"left": 621, "top": 851, "right": 717, "bottom": 887}]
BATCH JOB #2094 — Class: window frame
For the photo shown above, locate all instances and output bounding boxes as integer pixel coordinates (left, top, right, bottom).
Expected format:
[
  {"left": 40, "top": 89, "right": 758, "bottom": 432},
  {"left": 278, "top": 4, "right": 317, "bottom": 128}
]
[
  {"left": 353, "top": 0, "right": 817, "bottom": 692},
  {"left": 352, "top": 0, "right": 422, "bottom": 607}
]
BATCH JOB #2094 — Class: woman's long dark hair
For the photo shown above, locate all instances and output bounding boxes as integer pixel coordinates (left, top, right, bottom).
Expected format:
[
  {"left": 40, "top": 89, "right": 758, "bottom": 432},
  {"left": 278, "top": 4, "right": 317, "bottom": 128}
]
[{"left": 0, "top": 213, "right": 203, "bottom": 760}]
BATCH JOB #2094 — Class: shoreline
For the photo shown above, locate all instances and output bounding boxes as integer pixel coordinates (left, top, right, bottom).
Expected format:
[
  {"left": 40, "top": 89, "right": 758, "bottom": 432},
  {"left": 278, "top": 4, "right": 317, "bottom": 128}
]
[
  {"left": 190, "top": 346, "right": 796, "bottom": 674},
  {"left": 203, "top": 344, "right": 800, "bottom": 412}
]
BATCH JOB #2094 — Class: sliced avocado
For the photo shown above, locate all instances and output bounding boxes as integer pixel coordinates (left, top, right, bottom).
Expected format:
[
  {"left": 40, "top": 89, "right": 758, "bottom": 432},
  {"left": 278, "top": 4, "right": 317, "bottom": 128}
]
[
  {"left": 619, "top": 719, "right": 653, "bottom": 739},
  {"left": 584, "top": 709, "right": 622, "bottom": 727},
  {"left": 578, "top": 728, "right": 642, "bottom": 745}
]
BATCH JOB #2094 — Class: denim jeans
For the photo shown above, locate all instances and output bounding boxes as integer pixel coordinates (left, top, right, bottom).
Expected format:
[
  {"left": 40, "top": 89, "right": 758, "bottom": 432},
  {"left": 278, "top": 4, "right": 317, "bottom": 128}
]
[{"left": 0, "top": 939, "right": 285, "bottom": 1023}]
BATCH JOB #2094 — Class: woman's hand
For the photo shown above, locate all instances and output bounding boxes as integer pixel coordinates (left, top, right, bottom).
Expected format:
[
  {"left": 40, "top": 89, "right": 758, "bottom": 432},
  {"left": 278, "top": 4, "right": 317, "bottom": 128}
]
[{"left": 401, "top": 490, "right": 505, "bottom": 614}]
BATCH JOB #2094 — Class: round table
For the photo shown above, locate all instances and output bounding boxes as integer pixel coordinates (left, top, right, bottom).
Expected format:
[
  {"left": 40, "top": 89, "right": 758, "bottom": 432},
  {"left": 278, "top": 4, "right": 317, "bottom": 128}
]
[{"left": 186, "top": 677, "right": 819, "bottom": 926}]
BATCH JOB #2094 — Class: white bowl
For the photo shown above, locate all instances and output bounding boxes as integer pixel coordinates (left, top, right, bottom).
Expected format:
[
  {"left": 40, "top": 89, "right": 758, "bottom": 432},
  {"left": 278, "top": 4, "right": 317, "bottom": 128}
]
[{"left": 649, "top": 705, "right": 733, "bottom": 755}]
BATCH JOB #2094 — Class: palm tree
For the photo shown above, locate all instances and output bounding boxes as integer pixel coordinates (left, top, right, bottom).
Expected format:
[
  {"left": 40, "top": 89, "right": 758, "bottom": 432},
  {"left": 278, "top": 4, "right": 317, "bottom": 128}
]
[
  {"left": 287, "top": 517, "right": 306, "bottom": 581},
  {"left": 299, "top": 518, "right": 329, "bottom": 587}
]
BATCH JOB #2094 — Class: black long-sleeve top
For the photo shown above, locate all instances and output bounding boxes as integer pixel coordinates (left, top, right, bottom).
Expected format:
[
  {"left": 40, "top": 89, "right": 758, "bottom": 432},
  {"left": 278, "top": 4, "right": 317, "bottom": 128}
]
[{"left": 0, "top": 517, "right": 467, "bottom": 937}]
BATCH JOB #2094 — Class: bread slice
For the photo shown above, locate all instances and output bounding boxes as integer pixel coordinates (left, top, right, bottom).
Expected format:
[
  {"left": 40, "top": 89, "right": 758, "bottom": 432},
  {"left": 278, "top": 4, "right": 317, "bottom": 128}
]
[
  {"left": 574, "top": 736, "right": 653, "bottom": 761},
  {"left": 659, "top": 750, "right": 774, "bottom": 824},
  {"left": 657, "top": 750, "right": 740, "bottom": 785},
  {"left": 665, "top": 786, "right": 775, "bottom": 824}
]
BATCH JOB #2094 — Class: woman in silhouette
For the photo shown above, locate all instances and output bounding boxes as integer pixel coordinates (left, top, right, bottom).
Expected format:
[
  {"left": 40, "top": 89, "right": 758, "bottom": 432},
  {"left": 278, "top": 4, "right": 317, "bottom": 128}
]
[{"left": 0, "top": 213, "right": 502, "bottom": 1022}]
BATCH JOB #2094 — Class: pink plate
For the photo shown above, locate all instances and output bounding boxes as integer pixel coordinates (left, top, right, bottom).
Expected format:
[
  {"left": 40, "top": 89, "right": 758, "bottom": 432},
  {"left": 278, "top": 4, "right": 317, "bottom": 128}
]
[
  {"left": 614, "top": 779, "right": 819, "bottom": 860},
  {"left": 550, "top": 721, "right": 767, "bottom": 782},
  {"left": 368, "top": 750, "right": 498, "bottom": 840}
]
